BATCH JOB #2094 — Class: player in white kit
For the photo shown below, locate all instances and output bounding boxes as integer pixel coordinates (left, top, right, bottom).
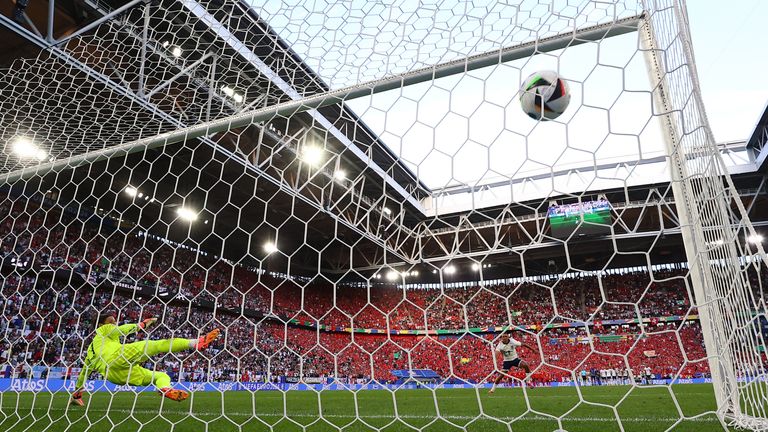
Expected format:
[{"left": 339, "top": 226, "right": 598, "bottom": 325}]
[{"left": 488, "top": 334, "right": 534, "bottom": 394}]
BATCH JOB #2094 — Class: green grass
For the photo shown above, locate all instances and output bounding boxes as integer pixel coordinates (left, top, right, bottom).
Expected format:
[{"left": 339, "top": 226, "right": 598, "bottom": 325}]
[{"left": 0, "top": 385, "right": 728, "bottom": 432}]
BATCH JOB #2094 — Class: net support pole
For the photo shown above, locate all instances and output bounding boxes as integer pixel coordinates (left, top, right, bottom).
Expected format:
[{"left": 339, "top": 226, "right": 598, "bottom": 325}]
[
  {"left": 640, "top": 4, "right": 739, "bottom": 427},
  {"left": 0, "top": 15, "right": 642, "bottom": 185}
]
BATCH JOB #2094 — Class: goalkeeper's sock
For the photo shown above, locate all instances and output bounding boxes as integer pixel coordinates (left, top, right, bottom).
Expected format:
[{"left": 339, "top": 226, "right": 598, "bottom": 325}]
[
  {"left": 154, "top": 371, "right": 172, "bottom": 389},
  {"left": 169, "top": 338, "right": 191, "bottom": 352}
]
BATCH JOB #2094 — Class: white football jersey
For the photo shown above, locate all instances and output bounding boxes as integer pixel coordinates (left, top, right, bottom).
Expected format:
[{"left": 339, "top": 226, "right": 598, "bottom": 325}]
[{"left": 496, "top": 338, "right": 522, "bottom": 361}]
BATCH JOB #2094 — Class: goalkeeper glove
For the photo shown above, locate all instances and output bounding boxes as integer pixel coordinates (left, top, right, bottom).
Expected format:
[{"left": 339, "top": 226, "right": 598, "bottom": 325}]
[{"left": 139, "top": 317, "right": 158, "bottom": 329}]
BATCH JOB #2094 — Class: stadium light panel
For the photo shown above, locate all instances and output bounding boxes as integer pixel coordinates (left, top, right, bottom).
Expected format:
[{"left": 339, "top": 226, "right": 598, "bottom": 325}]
[
  {"left": 334, "top": 169, "right": 346, "bottom": 180},
  {"left": 263, "top": 241, "right": 277, "bottom": 254},
  {"left": 444, "top": 265, "right": 456, "bottom": 275},
  {"left": 385, "top": 271, "right": 399, "bottom": 281},
  {"left": 161, "top": 41, "right": 170, "bottom": 47},
  {"left": 10, "top": 137, "right": 48, "bottom": 161},
  {"left": 171, "top": 46, "right": 183, "bottom": 58},
  {"left": 471, "top": 263, "right": 480, "bottom": 271},
  {"left": 383, "top": 207, "right": 392, "bottom": 215},
  {"left": 221, "top": 85, "right": 244, "bottom": 103},
  {"left": 176, "top": 207, "right": 198, "bottom": 221},
  {"left": 301, "top": 145, "right": 324, "bottom": 166},
  {"left": 748, "top": 234, "right": 763, "bottom": 244},
  {"left": 124, "top": 186, "right": 138, "bottom": 197}
]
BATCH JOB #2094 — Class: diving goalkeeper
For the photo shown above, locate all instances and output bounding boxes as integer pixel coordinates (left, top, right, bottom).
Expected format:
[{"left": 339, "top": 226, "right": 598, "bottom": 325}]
[{"left": 71, "top": 313, "right": 220, "bottom": 405}]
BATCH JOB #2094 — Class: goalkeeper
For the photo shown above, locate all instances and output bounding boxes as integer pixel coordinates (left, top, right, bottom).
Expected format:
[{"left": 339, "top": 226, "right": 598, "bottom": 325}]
[{"left": 71, "top": 313, "right": 220, "bottom": 405}]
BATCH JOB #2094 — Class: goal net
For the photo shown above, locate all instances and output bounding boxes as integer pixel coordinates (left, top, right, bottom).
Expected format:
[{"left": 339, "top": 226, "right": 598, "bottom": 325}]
[{"left": 0, "top": 0, "right": 766, "bottom": 431}]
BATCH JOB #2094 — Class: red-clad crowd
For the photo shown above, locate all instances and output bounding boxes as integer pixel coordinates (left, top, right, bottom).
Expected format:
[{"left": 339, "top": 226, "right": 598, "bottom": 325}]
[{"left": 0, "top": 195, "right": 753, "bottom": 384}]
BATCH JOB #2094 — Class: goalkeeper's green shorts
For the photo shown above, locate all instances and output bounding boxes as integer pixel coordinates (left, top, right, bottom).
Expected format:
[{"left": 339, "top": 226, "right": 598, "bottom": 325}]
[
  {"left": 106, "top": 364, "right": 155, "bottom": 386},
  {"left": 102, "top": 339, "right": 187, "bottom": 387}
]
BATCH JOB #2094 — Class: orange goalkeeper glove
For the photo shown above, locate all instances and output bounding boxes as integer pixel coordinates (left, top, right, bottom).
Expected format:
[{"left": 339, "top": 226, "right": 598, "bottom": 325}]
[{"left": 139, "top": 317, "right": 158, "bottom": 329}]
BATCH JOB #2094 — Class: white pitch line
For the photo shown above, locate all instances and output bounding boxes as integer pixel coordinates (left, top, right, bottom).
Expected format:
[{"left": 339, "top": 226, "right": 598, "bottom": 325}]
[{"left": 21, "top": 408, "right": 719, "bottom": 423}]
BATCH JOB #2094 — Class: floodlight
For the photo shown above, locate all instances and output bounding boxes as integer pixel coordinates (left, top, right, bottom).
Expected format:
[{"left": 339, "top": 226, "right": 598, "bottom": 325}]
[
  {"left": 301, "top": 146, "right": 324, "bottom": 166},
  {"left": 10, "top": 137, "right": 48, "bottom": 161},
  {"left": 176, "top": 207, "right": 198, "bottom": 221}
]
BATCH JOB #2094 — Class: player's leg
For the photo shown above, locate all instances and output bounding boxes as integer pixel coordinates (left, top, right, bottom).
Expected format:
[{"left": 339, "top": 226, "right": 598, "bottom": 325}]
[
  {"left": 122, "top": 365, "right": 189, "bottom": 402},
  {"left": 120, "top": 329, "right": 220, "bottom": 364},
  {"left": 489, "top": 360, "right": 513, "bottom": 394},
  {"left": 488, "top": 372, "right": 506, "bottom": 394},
  {"left": 517, "top": 359, "right": 531, "bottom": 376},
  {"left": 504, "top": 358, "right": 531, "bottom": 386},
  {"left": 120, "top": 339, "right": 194, "bottom": 364}
]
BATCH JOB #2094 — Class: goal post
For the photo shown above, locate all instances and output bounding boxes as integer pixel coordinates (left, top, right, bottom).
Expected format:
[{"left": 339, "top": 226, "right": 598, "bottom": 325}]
[{"left": 641, "top": 0, "right": 768, "bottom": 428}]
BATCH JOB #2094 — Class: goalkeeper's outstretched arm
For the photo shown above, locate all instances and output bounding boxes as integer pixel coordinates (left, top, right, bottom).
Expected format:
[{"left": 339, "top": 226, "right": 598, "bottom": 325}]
[
  {"left": 115, "top": 318, "right": 157, "bottom": 335},
  {"left": 71, "top": 365, "right": 90, "bottom": 406},
  {"left": 117, "top": 323, "right": 139, "bottom": 335},
  {"left": 74, "top": 364, "right": 90, "bottom": 390}
]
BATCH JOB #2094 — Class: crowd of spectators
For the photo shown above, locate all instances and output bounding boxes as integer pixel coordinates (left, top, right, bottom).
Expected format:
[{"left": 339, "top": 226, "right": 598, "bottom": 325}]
[
  {"left": 0, "top": 195, "right": 758, "bottom": 385},
  {"left": 0, "top": 197, "right": 702, "bottom": 332}
]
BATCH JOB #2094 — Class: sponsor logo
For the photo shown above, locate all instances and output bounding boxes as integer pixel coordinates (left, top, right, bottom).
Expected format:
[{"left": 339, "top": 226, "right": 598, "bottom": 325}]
[
  {"left": 216, "top": 382, "right": 236, "bottom": 391},
  {"left": 113, "top": 384, "right": 137, "bottom": 392},
  {"left": 10, "top": 379, "right": 46, "bottom": 392},
  {"left": 240, "top": 382, "right": 280, "bottom": 391},
  {"left": 189, "top": 383, "right": 208, "bottom": 392}
]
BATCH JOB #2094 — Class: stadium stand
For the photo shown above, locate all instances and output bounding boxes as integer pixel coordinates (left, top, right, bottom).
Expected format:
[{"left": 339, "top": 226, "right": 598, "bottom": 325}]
[{"left": 0, "top": 194, "right": 723, "bottom": 385}]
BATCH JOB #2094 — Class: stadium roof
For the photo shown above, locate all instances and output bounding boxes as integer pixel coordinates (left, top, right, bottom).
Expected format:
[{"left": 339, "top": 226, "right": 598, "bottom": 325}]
[
  {"left": 252, "top": 0, "right": 763, "bottom": 216},
  {"left": 748, "top": 100, "right": 768, "bottom": 173}
]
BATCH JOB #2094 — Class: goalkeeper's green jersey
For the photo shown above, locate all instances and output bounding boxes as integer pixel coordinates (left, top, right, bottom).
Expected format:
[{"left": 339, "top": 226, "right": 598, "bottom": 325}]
[{"left": 75, "top": 323, "right": 139, "bottom": 389}]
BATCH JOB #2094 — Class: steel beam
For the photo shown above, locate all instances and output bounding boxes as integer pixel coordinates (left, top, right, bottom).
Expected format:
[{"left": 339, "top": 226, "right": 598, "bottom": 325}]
[
  {"left": 46, "top": 0, "right": 55, "bottom": 42},
  {"left": 53, "top": 0, "right": 146, "bottom": 47},
  {"left": 0, "top": 13, "right": 45, "bottom": 48},
  {"left": 145, "top": 52, "right": 214, "bottom": 98}
]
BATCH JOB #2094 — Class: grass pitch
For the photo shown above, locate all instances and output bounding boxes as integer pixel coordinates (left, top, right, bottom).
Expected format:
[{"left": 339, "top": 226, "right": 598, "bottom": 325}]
[{"left": 0, "top": 384, "right": 727, "bottom": 432}]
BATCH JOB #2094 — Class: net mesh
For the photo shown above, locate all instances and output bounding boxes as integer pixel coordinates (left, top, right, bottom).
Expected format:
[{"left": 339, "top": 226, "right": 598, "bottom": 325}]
[{"left": 0, "top": 0, "right": 766, "bottom": 431}]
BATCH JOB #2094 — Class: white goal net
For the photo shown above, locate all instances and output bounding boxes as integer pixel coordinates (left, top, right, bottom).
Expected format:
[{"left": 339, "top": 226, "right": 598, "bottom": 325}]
[{"left": 0, "top": 0, "right": 766, "bottom": 431}]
